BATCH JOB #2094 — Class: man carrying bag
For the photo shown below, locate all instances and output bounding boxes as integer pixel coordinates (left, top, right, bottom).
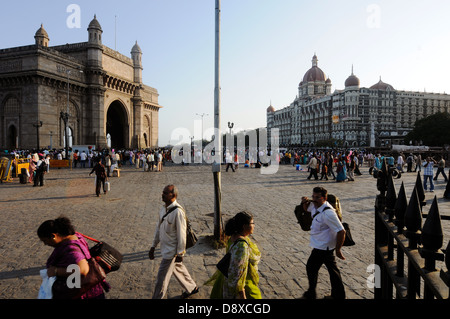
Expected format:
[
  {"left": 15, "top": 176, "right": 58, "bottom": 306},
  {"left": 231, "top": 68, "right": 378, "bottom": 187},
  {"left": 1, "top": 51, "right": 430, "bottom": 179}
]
[
  {"left": 148, "top": 184, "right": 199, "bottom": 299},
  {"left": 301, "top": 186, "right": 346, "bottom": 299}
]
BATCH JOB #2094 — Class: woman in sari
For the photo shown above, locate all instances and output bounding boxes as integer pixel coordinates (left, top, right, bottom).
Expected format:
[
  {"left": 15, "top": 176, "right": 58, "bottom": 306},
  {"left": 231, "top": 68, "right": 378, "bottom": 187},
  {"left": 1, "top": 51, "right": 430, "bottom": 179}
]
[
  {"left": 206, "top": 211, "right": 261, "bottom": 299},
  {"left": 336, "top": 156, "right": 347, "bottom": 182}
]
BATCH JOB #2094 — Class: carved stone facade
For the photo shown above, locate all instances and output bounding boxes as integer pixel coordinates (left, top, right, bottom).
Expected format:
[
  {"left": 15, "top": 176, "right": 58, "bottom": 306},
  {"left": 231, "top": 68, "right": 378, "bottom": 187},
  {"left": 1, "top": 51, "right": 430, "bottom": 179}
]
[{"left": 0, "top": 15, "right": 161, "bottom": 150}]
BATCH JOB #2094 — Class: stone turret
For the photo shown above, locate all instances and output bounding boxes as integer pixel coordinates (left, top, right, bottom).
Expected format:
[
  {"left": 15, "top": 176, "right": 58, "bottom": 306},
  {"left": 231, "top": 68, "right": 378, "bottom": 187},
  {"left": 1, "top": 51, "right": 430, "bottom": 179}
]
[
  {"left": 131, "top": 41, "right": 143, "bottom": 84},
  {"left": 87, "top": 15, "right": 103, "bottom": 68},
  {"left": 35, "top": 24, "right": 49, "bottom": 47}
]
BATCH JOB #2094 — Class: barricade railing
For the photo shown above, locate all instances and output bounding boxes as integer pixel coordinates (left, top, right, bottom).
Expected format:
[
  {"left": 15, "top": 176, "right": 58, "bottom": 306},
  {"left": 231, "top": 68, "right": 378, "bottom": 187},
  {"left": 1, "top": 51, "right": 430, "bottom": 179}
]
[
  {"left": 374, "top": 159, "right": 450, "bottom": 299},
  {"left": 0, "top": 157, "right": 13, "bottom": 182}
]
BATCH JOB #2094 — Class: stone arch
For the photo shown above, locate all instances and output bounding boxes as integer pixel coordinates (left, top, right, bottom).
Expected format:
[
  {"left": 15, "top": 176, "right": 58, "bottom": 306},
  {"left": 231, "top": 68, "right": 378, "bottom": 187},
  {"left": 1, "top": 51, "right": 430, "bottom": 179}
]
[{"left": 106, "top": 99, "right": 129, "bottom": 149}]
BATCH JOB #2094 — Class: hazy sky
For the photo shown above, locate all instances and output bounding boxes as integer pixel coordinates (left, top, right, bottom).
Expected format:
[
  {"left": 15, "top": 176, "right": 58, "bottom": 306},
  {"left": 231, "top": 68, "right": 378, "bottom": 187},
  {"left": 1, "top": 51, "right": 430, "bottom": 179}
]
[{"left": 2, "top": 0, "right": 450, "bottom": 146}]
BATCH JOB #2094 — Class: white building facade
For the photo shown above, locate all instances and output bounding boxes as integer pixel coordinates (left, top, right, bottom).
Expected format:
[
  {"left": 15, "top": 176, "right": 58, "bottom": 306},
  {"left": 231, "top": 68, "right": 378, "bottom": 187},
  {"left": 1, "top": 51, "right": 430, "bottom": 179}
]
[{"left": 267, "top": 54, "right": 450, "bottom": 148}]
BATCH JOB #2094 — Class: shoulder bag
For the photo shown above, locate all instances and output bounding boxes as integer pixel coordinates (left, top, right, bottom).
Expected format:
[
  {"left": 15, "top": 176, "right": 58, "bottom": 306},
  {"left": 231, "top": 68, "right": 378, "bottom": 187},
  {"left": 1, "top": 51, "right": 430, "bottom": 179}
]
[
  {"left": 322, "top": 206, "right": 355, "bottom": 246},
  {"left": 216, "top": 239, "right": 248, "bottom": 277},
  {"left": 163, "top": 205, "right": 198, "bottom": 249}
]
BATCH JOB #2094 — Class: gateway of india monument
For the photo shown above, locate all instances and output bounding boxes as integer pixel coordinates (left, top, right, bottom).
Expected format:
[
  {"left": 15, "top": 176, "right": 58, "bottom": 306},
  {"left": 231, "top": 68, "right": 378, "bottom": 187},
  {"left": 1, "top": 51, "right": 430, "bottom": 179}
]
[{"left": 0, "top": 15, "right": 161, "bottom": 150}]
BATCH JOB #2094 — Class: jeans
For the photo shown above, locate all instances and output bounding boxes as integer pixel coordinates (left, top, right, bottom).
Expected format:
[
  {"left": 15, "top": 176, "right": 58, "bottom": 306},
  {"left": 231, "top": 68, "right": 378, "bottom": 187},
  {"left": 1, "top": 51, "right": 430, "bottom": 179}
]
[{"left": 424, "top": 174, "right": 434, "bottom": 191}]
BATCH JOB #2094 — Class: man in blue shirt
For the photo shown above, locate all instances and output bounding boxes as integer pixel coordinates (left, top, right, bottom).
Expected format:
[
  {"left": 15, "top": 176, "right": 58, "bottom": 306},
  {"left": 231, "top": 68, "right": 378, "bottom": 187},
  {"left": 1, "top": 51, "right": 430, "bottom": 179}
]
[{"left": 423, "top": 157, "right": 437, "bottom": 192}]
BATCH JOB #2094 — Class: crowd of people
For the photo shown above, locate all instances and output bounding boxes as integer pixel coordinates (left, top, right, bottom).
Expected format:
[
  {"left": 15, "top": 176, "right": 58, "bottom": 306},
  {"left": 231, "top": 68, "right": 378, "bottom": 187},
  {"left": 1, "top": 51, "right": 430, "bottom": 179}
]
[
  {"left": 2, "top": 147, "right": 172, "bottom": 189},
  {"left": 37, "top": 184, "right": 345, "bottom": 300},
  {"left": 278, "top": 149, "right": 449, "bottom": 188},
  {"left": 2, "top": 144, "right": 447, "bottom": 299}
]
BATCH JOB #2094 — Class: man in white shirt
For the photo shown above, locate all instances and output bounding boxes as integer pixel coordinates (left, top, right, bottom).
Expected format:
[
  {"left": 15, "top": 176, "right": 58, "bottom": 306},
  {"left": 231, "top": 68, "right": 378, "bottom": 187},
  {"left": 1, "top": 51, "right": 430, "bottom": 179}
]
[
  {"left": 225, "top": 150, "right": 235, "bottom": 172},
  {"left": 307, "top": 155, "right": 318, "bottom": 180},
  {"left": 301, "top": 186, "right": 346, "bottom": 299},
  {"left": 149, "top": 185, "right": 198, "bottom": 299},
  {"left": 80, "top": 151, "right": 87, "bottom": 168}
]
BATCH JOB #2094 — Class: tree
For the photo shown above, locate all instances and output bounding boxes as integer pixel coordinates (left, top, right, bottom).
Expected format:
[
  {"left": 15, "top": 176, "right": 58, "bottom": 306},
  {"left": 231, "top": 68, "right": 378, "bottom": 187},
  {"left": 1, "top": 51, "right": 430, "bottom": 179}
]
[{"left": 405, "top": 112, "right": 450, "bottom": 146}]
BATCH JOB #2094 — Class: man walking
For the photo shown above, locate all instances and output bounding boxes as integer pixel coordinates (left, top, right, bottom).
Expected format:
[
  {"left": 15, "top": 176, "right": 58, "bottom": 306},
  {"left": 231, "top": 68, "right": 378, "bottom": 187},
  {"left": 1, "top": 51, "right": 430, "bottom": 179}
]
[
  {"left": 307, "top": 154, "right": 318, "bottom": 180},
  {"left": 225, "top": 150, "right": 235, "bottom": 172},
  {"left": 434, "top": 157, "right": 448, "bottom": 182},
  {"left": 149, "top": 185, "right": 198, "bottom": 299},
  {"left": 301, "top": 186, "right": 346, "bottom": 299},
  {"left": 89, "top": 158, "right": 108, "bottom": 197}
]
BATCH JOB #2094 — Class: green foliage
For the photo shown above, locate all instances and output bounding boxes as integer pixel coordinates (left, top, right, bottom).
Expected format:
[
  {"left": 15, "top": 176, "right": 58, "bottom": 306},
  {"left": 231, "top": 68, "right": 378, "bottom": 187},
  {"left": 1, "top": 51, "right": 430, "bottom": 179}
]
[{"left": 405, "top": 112, "right": 450, "bottom": 146}]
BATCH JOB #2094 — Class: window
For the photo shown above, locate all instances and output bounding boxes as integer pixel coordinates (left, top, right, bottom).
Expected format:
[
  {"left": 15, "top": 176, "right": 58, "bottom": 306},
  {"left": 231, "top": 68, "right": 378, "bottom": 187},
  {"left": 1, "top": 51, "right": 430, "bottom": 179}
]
[{"left": 3, "top": 97, "right": 20, "bottom": 114}]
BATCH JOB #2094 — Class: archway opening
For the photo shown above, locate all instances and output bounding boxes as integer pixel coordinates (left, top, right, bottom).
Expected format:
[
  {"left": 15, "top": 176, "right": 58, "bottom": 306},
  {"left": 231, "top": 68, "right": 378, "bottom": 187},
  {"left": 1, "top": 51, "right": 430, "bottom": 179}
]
[
  {"left": 7, "top": 125, "right": 17, "bottom": 149},
  {"left": 106, "top": 100, "right": 128, "bottom": 149}
]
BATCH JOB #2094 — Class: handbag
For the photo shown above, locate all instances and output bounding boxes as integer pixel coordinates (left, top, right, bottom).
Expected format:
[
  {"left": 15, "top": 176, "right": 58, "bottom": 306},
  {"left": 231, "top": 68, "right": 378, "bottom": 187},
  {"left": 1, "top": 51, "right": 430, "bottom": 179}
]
[
  {"left": 81, "top": 234, "right": 123, "bottom": 273},
  {"left": 342, "top": 222, "right": 355, "bottom": 246},
  {"left": 216, "top": 239, "right": 248, "bottom": 277},
  {"left": 52, "top": 244, "right": 106, "bottom": 299},
  {"left": 322, "top": 206, "right": 356, "bottom": 247},
  {"left": 186, "top": 218, "right": 198, "bottom": 249},
  {"left": 294, "top": 203, "right": 313, "bottom": 231}
]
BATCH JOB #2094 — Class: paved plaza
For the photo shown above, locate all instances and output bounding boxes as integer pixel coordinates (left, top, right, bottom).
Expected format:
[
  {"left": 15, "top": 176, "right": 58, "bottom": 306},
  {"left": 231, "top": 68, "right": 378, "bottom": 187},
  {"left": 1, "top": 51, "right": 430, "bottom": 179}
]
[{"left": 1, "top": 162, "right": 450, "bottom": 300}]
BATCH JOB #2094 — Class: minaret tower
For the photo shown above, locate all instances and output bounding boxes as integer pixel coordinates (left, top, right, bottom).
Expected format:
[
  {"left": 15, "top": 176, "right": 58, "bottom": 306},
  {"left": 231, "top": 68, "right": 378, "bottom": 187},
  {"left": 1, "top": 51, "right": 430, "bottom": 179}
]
[
  {"left": 131, "top": 41, "right": 143, "bottom": 84},
  {"left": 86, "top": 15, "right": 106, "bottom": 147},
  {"left": 34, "top": 24, "right": 49, "bottom": 47},
  {"left": 87, "top": 14, "right": 103, "bottom": 68}
]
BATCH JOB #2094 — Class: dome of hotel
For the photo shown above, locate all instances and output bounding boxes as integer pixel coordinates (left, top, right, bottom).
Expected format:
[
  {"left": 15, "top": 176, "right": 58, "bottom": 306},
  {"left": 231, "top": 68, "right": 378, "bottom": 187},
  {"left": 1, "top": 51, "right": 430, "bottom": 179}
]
[
  {"left": 302, "top": 54, "right": 326, "bottom": 83},
  {"left": 267, "top": 104, "right": 275, "bottom": 112},
  {"left": 370, "top": 78, "right": 394, "bottom": 90}
]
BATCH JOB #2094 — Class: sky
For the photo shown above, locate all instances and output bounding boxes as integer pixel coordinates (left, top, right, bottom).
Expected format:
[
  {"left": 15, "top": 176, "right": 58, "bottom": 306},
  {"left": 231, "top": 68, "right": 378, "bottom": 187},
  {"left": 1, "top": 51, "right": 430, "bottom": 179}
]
[{"left": 2, "top": 0, "right": 450, "bottom": 146}]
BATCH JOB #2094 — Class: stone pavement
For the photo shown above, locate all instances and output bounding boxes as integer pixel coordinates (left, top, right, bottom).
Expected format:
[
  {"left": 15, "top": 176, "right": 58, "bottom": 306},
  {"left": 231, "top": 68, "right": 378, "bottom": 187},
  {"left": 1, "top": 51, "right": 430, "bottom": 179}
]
[{"left": 0, "top": 162, "right": 449, "bottom": 299}]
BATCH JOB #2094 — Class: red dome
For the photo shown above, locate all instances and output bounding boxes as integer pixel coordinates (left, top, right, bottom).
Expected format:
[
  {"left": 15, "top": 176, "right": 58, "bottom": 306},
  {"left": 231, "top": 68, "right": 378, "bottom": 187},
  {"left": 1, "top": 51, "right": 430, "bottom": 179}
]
[
  {"left": 302, "top": 54, "right": 326, "bottom": 83},
  {"left": 303, "top": 67, "right": 326, "bottom": 82},
  {"left": 345, "top": 74, "right": 360, "bottom": 87},
  {"left": 370, "top": 78, "right": 394, "bottom": 90}
]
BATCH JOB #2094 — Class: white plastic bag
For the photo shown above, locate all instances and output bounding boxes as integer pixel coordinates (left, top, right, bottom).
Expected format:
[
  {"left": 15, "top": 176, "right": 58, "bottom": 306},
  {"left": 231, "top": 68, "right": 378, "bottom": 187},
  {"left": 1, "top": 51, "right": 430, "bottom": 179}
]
[{"left": 38, "top": 269, "right": 56, "bottom": 299}]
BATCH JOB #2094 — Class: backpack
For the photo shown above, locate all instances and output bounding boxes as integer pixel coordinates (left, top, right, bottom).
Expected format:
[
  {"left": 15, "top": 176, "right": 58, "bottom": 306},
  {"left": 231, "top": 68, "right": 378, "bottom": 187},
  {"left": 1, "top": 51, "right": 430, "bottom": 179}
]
[{"left": 39, "top": 162, "right": 48, "bottom": 172}]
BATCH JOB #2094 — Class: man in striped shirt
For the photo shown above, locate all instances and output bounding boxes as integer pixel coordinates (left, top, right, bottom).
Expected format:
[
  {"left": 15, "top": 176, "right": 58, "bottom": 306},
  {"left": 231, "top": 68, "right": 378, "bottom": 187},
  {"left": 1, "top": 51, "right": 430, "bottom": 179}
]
[{"left": 423, "top": 157, "right": 437, "bottom": 192}]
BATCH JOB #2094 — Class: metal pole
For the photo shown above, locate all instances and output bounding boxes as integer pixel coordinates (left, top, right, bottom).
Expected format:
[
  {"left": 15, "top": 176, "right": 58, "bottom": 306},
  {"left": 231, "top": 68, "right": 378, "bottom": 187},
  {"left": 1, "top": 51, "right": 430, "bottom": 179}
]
[
  {"left": 33, "top": 121, "right": 43, "bottom": 150},
  {"left": 65, "top": 70, "right": 70, "bottom": 160},
  {"left": 213, "top": 0, "right": 222, "bottom": 240},
  {"left": 196, "top": 112, "right": 208, "bottom": 148}
]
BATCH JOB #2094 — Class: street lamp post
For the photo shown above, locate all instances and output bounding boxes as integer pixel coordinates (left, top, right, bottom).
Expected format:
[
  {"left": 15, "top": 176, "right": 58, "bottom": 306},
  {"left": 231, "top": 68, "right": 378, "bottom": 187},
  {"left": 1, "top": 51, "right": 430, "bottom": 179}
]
[
  {"left": 189, "top": 135, "right": 194, "bottom": 163},
  {"left": 228, "top": 121, "right": 234, "bottom": 135},
  {"left": 61, "top": 68, "right": 83, "bottom": 159},
  {"left": 196, "top": 112, "right": 209, "bottom": 148},
  {"left": 60, "top": 111, "right": 69, "bottom": 158},
  {"left": 32, "top": 121, "right": 43, "bottom": 150}
]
